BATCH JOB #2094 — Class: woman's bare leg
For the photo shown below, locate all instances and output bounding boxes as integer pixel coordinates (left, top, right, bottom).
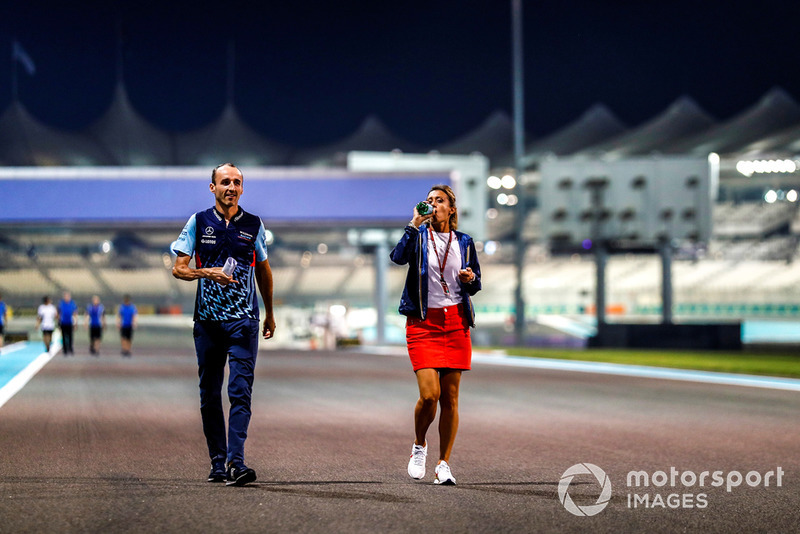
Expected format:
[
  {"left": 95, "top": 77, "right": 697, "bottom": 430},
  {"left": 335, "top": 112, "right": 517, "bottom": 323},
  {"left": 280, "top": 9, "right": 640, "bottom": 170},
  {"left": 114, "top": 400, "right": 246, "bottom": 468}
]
[
  {"left": 437, "top": 370, "right": 462, "bottom": 463},
  {"left": 414, "top": 368, "right": 440, "bottom": 446},
  {"left": 43, "top": 331, "right": 52, "bottom": 352}
]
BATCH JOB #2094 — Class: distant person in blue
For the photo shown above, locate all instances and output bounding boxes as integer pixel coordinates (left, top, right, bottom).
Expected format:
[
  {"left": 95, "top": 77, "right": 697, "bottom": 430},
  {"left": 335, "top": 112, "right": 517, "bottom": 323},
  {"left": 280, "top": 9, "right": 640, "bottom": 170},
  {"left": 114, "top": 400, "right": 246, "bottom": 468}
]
[
  {"left": 117, "top": 294, "right": 138, "bottom": 357},
  {"left": 172, "top": 162, "right": 276, "bottom": 487},
  {"left": 0, "top": 292, "right": 8, "bottom": 349},
  {"left": 58, "top": 291, "right": 78, "bottom": 356},
  {"left": 86, "top": 295, "right": 105, "bottom": 356}
]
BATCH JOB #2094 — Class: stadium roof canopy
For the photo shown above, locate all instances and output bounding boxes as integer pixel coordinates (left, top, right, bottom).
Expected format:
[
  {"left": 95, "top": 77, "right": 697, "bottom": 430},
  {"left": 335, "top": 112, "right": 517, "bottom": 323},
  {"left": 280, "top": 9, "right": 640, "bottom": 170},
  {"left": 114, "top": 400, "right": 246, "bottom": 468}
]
[
  {"left": 173, "top": 102, "right": 290, "bottom": 167},
  {"left": 0, "top": 100, "right": 113, "bottom": 166},
  {"left": 574, "top": 97, "right": 716, "bottom": 159},
  {"left": 288, "top": 115, "right": 422, "bottom": 167},
  {"left": 517, "top": 104, "right": 627, "bottom": 167},
  {"left": 435, "top": 110, "right": 515, "bottom": 162},
  {"left": 86, "top": 83, "right": 174, "bottom": 166},
  {"left": 737, "top": 121, "right": 800, "bottom": 158},
  {"left": 661, "top": 88, "right": 800, "bottom": 156},
  {"left": 1, "top": 87, "right": 800, "bottom": 169}
]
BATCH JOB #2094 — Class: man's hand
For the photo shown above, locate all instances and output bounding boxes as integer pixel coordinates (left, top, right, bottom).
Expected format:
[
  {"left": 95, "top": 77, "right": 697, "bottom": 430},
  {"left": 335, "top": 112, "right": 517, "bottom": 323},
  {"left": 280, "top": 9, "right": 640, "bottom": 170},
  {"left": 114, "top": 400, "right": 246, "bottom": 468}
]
[
  {"left": 254, "top": 259, "right": 275, "bottom": 340},
  {"left": 173, "top": 254, "right": 237, "bottom": 286},
  {"left": 262, "top": 315, "right": 276, "bottom": 340},
  {"left": 206, "top": 267, "right": 237, "bottom": 286}
]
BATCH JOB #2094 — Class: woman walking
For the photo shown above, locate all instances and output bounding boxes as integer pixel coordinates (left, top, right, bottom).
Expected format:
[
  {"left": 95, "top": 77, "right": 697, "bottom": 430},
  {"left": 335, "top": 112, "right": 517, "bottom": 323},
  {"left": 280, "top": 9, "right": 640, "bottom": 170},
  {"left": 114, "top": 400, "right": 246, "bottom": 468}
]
[
  {"left": 390, "top": 184, "right": 481, "bottom": 485},
  {"left": 36, "top": 296, "right": 58, "bottom": 353}
]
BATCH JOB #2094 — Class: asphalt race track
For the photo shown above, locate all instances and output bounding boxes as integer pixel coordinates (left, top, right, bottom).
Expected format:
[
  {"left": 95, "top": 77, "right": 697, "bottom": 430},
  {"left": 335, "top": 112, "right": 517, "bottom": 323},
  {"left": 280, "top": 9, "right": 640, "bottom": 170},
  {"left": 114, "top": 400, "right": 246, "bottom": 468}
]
[{"left": 1, "top": 341, "right": 798, "bottom": 533}]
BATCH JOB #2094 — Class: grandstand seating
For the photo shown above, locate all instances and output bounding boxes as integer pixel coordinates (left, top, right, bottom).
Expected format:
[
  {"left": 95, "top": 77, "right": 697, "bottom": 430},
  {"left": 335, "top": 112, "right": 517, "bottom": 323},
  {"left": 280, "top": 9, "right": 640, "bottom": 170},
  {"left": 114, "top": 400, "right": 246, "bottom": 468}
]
[
  {"left": 337, "top": 266, "right": 376, "bottom": 298},
  {"left": 0, "top": 269, "right": 58, "bottom": 297},
  {"left": 713, "top": 201, "right": 796, "bottom": 237},
  {"left": 474, "top": 264, "right": 516, "bottom": 306},
  {"left": 1, "top": 200, "right": 799, "bottom": 320},
  {"left": 34, "top": 253, "right": 86, "bottom": 268},
  {"left": 49, "top": 268, "right": 104, "bottom": 294},
  {"left": 101, "top": 268, "right": 173, "bottom": 296},
  {"left": 294, "top": 266, "right": 351, "bottom": 296}
]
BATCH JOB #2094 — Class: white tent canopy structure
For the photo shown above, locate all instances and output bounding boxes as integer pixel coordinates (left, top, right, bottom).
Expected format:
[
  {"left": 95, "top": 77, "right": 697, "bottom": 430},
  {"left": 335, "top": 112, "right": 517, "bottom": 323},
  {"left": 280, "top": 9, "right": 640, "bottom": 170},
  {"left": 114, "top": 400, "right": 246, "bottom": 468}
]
[
  {"left": 288, "top": 115, "right": 422, "bottom": 167},
  {"left": 436, "top": 110, "right": 516, "bottom": 162},
  {"left": 663, "top": 87, "right": 800, "bottom": 156},
  {"left": 0, "top": 100, "right": 113, "bottom": 166},
  {"left": 85, "top": 83, "right": 175, "bottom": 166},
  {"left": 518, "top": 104, "right": 627, "bottom": 167},
  {"left": 736, "top": 120, "right": 800, "bottom": 158},
  {"left": 0, "top": 88, "right": 799, "bottom": 168},
  {"left": 575, "top": 97, "right": 716, "bottom": 158},
  {"left": 173, "top": 102, "right": 290, "bottom": 167}
]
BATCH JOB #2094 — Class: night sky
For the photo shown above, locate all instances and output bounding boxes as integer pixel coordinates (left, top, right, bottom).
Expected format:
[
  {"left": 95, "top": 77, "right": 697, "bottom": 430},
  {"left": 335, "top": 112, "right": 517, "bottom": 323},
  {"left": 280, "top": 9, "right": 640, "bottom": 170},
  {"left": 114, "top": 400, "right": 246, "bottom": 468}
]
[{"left": 2, "top": 0, "right": 800, "bottom": 147}]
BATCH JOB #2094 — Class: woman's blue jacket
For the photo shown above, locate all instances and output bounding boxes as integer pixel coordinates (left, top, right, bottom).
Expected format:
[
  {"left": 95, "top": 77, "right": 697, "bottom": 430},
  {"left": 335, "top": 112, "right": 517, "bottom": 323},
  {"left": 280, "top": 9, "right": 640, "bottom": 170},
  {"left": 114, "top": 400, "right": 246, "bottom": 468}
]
[{"left": 389, "top": 223, "right": 481, "bottom": 327}]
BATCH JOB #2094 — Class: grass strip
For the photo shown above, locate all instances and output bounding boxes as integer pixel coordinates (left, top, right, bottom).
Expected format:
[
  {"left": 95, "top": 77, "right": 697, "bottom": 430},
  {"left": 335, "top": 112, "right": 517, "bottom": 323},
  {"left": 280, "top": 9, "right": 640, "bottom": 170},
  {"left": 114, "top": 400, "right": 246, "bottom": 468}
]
[{"left": 483, "top": 347, "right": 800, "bottom": 379}]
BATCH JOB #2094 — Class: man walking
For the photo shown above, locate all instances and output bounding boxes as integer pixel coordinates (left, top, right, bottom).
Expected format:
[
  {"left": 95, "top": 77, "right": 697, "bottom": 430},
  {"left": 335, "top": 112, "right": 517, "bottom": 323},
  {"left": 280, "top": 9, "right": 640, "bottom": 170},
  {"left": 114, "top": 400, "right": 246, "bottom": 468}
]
[
  {"left": 58, "top": 291, "right": 78, "bottom": 356},
  {"left": 117, "top": 294, "right": 138, "bottom": 357},
  {"left": 172, "top": 163, "right": 276, "bottom": 487},
  {"left": 86, "top": 295, "right": 105, "bottom": 356}
]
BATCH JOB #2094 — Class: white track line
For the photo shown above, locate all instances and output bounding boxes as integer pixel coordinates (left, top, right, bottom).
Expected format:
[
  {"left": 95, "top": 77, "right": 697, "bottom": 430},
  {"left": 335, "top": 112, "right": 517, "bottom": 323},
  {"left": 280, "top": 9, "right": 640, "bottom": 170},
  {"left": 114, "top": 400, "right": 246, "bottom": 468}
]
[
  {"left": 0, "top": 342, "right": 60, "bottom": 409},
  {"left": 471, "top": 353, "right": 800, "bottom": 392},
  {"left": 363, "top": 346, "right": 800, "bottom": 392}
]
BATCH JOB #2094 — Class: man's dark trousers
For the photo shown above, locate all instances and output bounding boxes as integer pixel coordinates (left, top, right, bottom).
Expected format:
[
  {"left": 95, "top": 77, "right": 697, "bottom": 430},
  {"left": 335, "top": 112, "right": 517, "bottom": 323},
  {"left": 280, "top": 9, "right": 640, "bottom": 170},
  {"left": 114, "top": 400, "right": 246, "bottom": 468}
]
[{"left": 194, "top": 318, "right": 259, "bottom": 468}]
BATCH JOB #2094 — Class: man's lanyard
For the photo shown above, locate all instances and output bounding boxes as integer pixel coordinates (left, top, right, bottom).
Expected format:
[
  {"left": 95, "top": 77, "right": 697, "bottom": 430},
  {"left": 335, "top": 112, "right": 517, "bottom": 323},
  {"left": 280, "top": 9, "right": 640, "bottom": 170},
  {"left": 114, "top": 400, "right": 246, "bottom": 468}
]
[{"left": 429, "top": 226, "right": 453, "bottom": 295}]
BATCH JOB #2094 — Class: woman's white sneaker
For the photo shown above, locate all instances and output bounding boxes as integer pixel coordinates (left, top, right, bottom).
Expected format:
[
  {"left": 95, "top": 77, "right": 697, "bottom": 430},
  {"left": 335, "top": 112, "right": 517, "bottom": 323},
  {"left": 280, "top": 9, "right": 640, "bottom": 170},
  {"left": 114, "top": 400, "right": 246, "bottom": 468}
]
[
  {"left": 407, "top": 442, "right": 427, "bottom": 479},
  {"left": 434, "top": 461, "right": 456, "bottom": 485}
]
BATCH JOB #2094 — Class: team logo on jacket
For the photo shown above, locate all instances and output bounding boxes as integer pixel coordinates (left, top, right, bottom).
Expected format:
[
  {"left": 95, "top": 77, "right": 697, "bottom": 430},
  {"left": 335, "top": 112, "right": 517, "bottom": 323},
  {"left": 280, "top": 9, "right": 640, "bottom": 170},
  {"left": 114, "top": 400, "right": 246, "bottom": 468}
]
[{"left": 202, "top": 226, "right": 217, "bottom": 244}]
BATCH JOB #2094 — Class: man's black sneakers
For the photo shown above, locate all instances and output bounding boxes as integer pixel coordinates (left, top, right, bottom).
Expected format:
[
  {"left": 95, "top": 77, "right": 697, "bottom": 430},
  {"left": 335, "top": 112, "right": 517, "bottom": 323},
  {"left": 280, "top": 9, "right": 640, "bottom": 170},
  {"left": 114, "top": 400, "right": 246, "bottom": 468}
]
[
  {"left": 226, "top": 465, "right": 257, "bottom": 487},
  {"left": 207, "top": 462, "right": 227, "bottom": 483}
]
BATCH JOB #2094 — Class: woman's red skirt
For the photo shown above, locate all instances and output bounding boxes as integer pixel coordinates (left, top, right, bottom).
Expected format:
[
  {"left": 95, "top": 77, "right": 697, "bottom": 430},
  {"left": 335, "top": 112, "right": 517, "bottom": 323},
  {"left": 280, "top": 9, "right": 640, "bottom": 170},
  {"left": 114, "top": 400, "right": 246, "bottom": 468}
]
[{"left": 406, "top": 306, "right": 472, "bottom": 372}]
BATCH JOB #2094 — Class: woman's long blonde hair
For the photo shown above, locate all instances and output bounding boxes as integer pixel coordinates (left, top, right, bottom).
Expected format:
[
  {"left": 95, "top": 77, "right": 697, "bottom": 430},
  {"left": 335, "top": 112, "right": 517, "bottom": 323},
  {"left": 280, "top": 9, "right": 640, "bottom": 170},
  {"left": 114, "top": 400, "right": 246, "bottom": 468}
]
[{"left": 429, "top": 184, "right": 458, "bottom": 231}]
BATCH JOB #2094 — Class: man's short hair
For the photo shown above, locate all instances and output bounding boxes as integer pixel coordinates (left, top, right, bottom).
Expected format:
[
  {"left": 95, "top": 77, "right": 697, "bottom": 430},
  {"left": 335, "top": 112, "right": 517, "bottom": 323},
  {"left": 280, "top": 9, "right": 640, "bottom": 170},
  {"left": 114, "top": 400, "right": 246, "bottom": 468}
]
[{"left": 211, "top": 162, "right": 242, "bottom": 184}]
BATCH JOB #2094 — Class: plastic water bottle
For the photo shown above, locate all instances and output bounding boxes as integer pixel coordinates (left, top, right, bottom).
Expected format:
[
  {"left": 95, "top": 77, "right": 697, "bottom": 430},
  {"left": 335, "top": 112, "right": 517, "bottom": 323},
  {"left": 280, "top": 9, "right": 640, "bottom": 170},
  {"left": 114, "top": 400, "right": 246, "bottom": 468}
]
[
  {"left": 222, "top": 257, "right": 236, "bottom": 276},
  {"left": 416, "top": 201, "right": 434, "bottom": 216}
]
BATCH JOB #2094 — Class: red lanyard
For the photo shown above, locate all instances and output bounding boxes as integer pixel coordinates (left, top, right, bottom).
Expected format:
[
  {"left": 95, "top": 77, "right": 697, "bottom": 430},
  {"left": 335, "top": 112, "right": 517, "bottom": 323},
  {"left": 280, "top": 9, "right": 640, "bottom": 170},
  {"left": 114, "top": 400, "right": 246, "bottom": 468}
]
[{"left": 429, "top": 226, "right": 453, "bottom": 295}]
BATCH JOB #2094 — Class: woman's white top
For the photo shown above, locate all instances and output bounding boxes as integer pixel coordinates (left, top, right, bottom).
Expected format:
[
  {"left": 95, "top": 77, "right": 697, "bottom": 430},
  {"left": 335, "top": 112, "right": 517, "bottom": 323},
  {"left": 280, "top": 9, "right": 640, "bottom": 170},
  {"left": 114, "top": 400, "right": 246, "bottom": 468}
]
[
  {"left": 37, "top": 304, "right": 57, "bottom": 331},
  {"left": 426, "top": 230, "right": 463, "bottom": 308}
]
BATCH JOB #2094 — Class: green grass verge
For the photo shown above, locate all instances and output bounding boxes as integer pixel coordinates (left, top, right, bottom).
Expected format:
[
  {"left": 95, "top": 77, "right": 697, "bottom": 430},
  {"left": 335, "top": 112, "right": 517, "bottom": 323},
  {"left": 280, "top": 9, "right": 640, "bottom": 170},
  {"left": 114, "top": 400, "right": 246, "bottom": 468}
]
[{"left": 479, "top": 347, "right": 800, "bottom": 379}]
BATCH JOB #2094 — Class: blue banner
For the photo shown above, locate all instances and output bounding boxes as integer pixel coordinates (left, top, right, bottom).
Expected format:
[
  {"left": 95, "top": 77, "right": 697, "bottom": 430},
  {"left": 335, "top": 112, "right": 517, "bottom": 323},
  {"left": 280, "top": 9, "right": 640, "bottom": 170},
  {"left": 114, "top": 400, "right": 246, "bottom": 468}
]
[{"left": 0, "top": 168, "right": 451, "bottom": 225}]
